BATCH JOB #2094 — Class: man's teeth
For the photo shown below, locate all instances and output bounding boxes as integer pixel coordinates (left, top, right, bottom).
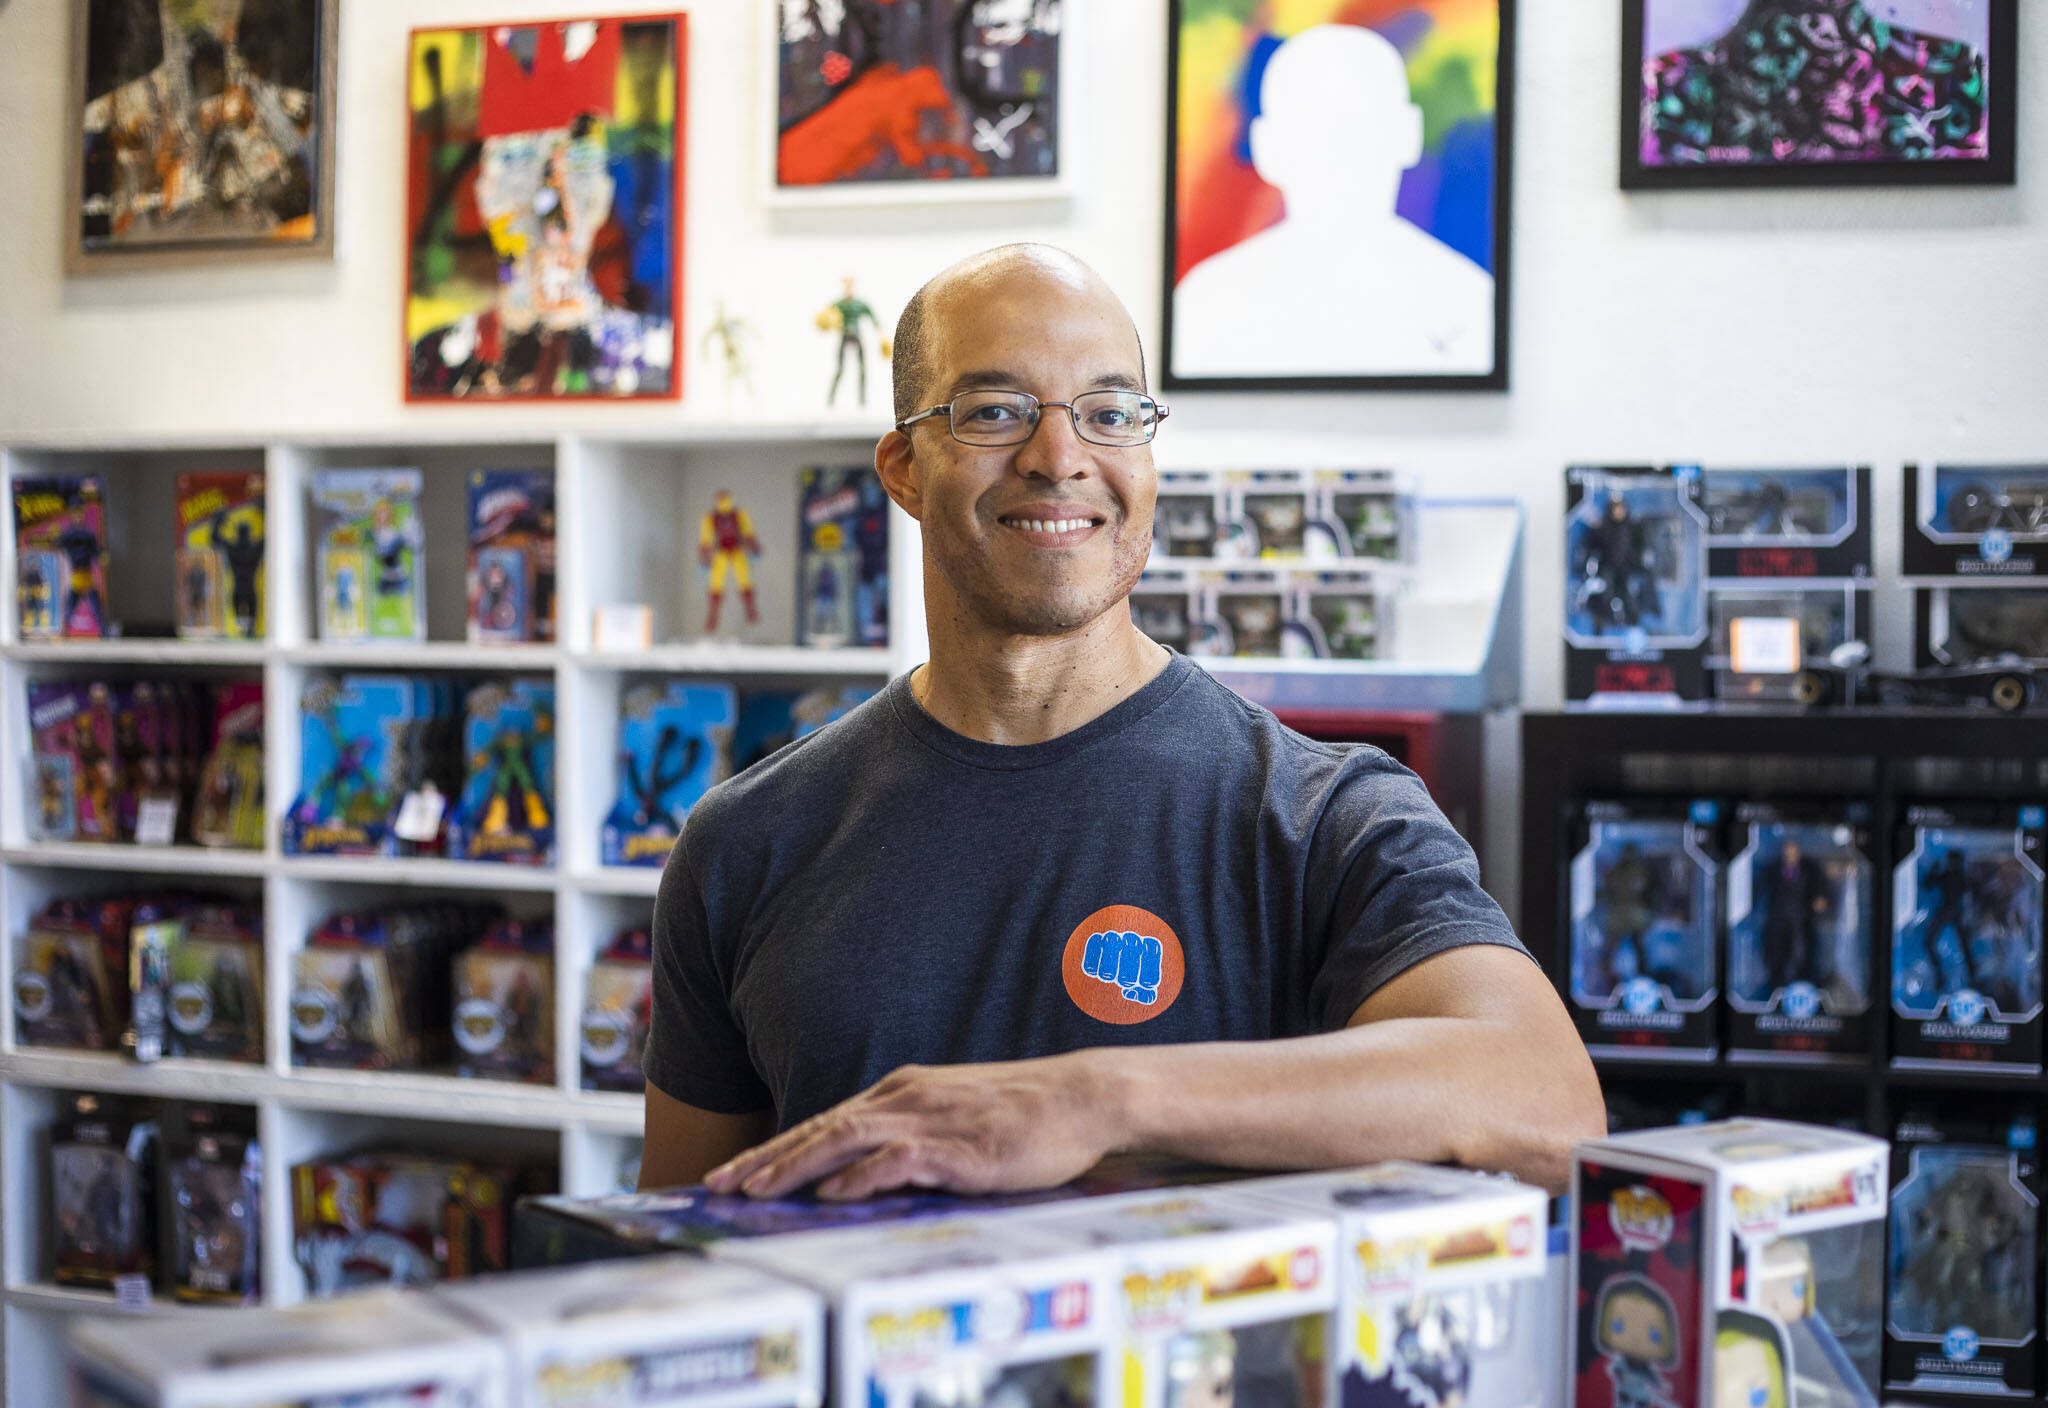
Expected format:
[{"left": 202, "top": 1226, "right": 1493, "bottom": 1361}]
[{"left": 1009, "top": 518, "right": 1093, "bottom": 533}]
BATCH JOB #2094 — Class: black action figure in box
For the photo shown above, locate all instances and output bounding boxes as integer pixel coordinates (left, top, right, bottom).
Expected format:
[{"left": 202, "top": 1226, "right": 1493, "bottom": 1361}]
[
  {"left": 1921, "top": 851, "right": 1980, "bottom": 992},
  {"left": 1596, "top": 843, "right": 1663, "bottom": 991},
  {"left": 1759, "top": 840, "right": 1833, "bottom": 992},
  {"left": 1575, "top": 495, "right": 1655, "bottom": 631}
]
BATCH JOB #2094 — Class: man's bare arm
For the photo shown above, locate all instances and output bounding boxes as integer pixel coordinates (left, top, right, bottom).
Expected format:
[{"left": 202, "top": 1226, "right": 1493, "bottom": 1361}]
[
  {"left": 640, "top": 1082, "right": 776, "bottom": 1190},
  {"left": 703, "top": 945, "right": 1605, "bottom": 1200}
]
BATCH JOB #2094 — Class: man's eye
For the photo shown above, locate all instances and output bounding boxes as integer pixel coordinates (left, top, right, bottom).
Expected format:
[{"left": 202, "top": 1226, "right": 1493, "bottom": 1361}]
[
  {"left": 1089, "top": 407, "right": 1135, "bottom": 429},
  {"left": 965, "top": 402, "right": 1021, "bottom": 422}
]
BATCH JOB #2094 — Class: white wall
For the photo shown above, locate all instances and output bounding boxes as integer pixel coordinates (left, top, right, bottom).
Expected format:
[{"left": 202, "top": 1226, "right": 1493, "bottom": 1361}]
[{"left": 3, "top": 0, "right": 2046, "bottom": 715}]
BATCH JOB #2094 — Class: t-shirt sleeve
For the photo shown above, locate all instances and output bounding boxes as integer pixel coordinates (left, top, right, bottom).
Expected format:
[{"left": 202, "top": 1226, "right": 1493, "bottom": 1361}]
[
  {"left": 643, "top": 834, "right": 774, "bottom": 1114},
  {"left": 1306, "top": 751, "right": 1534, "bottom": 1030}
]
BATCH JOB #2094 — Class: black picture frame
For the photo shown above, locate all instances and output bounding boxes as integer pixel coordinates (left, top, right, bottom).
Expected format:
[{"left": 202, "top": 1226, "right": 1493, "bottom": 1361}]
[
  {"left": 1620, "top": 0, "right": 2018, "bottom": 190},
  {"left": 1160, "top": 0, "right": 1516, "bottom": 394}
]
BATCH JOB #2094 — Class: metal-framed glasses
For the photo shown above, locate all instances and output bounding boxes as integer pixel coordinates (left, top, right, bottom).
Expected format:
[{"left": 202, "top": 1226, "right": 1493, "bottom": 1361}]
[{"left": 896, "top": 389, "right": 1171, "bottom": 447}]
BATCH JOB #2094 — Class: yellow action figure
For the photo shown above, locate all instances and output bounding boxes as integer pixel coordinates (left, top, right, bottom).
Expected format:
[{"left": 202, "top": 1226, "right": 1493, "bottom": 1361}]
[{"left": 701, "top": 489, "right": 762, "bottom": 633}]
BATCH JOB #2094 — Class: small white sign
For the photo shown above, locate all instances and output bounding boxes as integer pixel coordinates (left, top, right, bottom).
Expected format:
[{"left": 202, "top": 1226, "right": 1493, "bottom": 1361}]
[
  {"left": 135, "top": 796, "right": 180, "bottom": 848},
  {"left": 1730, "top": 616, "right": 1802, "bottom": 675},
  {"left": 594, "top": 604, "right": 654, "bottom": 653},
  {"left": 393, "top": 784, "right": 446, "bottom": 844},
  {"left": 112, "top": 1274, "right": 152, "bottom": 1311}
]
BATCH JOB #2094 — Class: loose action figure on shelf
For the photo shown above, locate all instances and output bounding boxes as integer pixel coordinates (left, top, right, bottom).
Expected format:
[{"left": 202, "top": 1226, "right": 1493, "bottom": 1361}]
[
  {"left": 700, "top": 488, "right": 762, "bottom": 633},
  {"left": 816, "top": 276, "right": 891, "bottom": 407},
  {"left": 702, "top": 301, "right": 756, "bottom": 403}
]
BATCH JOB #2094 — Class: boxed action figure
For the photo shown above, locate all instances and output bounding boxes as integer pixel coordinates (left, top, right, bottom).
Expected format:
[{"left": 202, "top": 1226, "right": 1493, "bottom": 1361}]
[
  {"left": 12, "top": 896, "right": 134, "bottom": 1051},
  {"left": 1572, "top": 1118, "right": 1888, "bottom": 1408},
  {"left": 797, "top": 465, "right": 889, "bottom": 649},
  {"left": 1224, "top": 469, "right": 1324, "bottom": 559},
  {"left": 14, "top": 474, "right": 109, "bottom": 639},
  {"left": 1236, "top": 1162, "right": 1551, "bottom": 1408},
  {"left": 1015, "top": 1187, "right": 1337, "bottom": 1408},
  {"left": 1891, "top": 803, "right": 2046, "bottom": 1072},
  {"left": 283, "top": 675, "right": 419, "bottom": 856},
  {"left": 602, "top": 681, "right": 736, "bottom": 867},
  {"left": 69, "top": 1288, "right": 508, "bottom": 1407},
  {"left": 1154, "top": 469, "right": 1223, "bottom": 560},
  {"left": 1198, "top": 569, "right": 1319, "bottom": 658},
  {"left": 312, "top": 467, "right": 426, "bottom": 642},
  {"left": 1726, "top": 802, "right": 1875, "bottom": 1062},
  {"left": 466, "top": 468, "right": 556, "bottom": 645},
  {"left": 1708, "top": 584, "right": 1870, "bottom": 707},
  {"left": 1131, "top": 567, "right": 1198, "bottom": 653},
  {"left": 174, "top": 471, "right": 266, "bottom": 641},
  {"left": 1565, "top": 465, "right": 1708, "bottom": 705},
  {"left": 1566, "top": 799, "right": 1721, "bottom": 1058},
  {"left": 1905, "top": 463, "right": 2048, "bottom": 579},
  {"left": 1918, "top": 585, "right": 2048, "bottom": 667},
  {"left": 1292, "top": 570, "right": 1385, "bottom": 661},
  {"left": 294, "top": 1150, "right": 535, "bottom": 1296},
  {"left": 29, "top": 681, "right": 120, "bottom": 842},
  {"left": 1885, "top": 1107, "right": 2040, "bottom": 1398},
  {"left": 190, "top": 683, "right": 265, "bottom": 850},
  {"left": 161, "top": 1102, "right": 262, "bottom": 1305},
  {"left": 448, "top": 680, "right": 556, "bottom": 864},
  {"left": 1702, "top": 467, "right": 1871, "bottom": 581},
  {"left": 453, "top": 915, "right": 555, "bottom": 1085},
  {"left": 582, "top": 927, "right": 654, "bottom": 1093},
  {"left": 432, "top": 1255, "right": 825, "bottom": 1408},
  {"left": 166, "top": 901, "right": 264, "bottom": 1062},
  {"left": 292, "top": 902, "right": 491, "bottom": 1071},
  {"left": 712, "top": 1216, "right": 1115, "bottom": 1408},
  {"left": 51, "top": 1091, "right": 159, "bottom": 1290},
  {"left": 1312, "top": 467, "right": 1406, "bottom": 561}
]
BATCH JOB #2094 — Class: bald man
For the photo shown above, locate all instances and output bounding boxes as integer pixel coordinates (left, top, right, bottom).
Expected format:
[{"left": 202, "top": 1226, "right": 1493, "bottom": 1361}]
[
  {"left": 1172, "top": 24, "right": 1496, "bottom": 377},
  {"left": 640, "top": 245, "right": 1599, "bottom": 1199}
]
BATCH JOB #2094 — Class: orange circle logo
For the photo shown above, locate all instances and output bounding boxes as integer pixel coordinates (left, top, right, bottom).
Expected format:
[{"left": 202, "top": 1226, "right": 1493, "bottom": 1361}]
[{"left": 1061, "top": 905, "right": 1184, "bottom": 1024}]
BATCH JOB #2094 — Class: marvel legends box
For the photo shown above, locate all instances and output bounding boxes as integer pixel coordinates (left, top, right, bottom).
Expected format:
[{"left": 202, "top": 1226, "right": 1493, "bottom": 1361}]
[
  {"left": 1702, "top": 466, "right": 1871, "bottom": 581},
  {"left": 167, "top": 903, "right": 263, "bottom": 1062},
  {"left": 1905, "top": 463, "right": 2048, "bottom": 579},
  {"left": 1565, "top": 798, "right": 1722, "bottom": 1058},
  {"left": 1917, "top": 584, "right": 2048, "bottom": 667},
  {"left": 160, "top": 1102, "right": 261, "bottom": 1305},
  {"left": 1565, "top": 465, "right": 1709, "bottom": 705},
  {"left": 1708, "top": 583, "right": 1870, "bottom": 707},
  {"left": 12, "top": 896, "right": 134, "bottom": 1051},
  {"left": 1230, "top": 1164, "right": 1551, "bottom": 1408},
  {"left": 581, "top": 928, "right": 653, "bottom": 1093},
  {"left": 453, "top": 916, "right": 555, "bottom": 1085},
  {"left": 1012, "top": 1188, "right": 1337, "bottom": 1408},
  {"left": 1885, "top": 1108, "right": 2040, "bottom": 1398},
  {"left": 68, "top": 1289, "right": 508, "bottom": 1407},
  {"left": 1572, "top": 1119, "right": 1888, "bottom": 1408},
  {"left": 1726, "top": 802, "right": 1875, "bottom": 1063},
  {"left": 466, "top": 468, "right": 556, "bottom": 645},
  {"left": 433, "top": 1256, "right": 824, "bottom": 1408},
  {"left": 711, "top": 1217, "right": 1115, "bottom": 1408},
  {"left": 1890, "top": 802, "right": 2046, "bottom": 1072},
  {"left": 51, "top": 1091, "right": 159, "bottom": 1290}
]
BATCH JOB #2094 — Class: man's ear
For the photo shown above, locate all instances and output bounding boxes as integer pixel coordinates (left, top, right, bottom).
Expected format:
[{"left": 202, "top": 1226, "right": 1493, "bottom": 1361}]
[{"left": 875, "top": 430, "right": 923, "bottom": 521}]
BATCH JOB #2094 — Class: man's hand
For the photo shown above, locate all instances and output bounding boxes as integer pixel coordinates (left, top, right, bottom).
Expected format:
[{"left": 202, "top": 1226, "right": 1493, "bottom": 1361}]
[{"left": 703, "top": 1051, "right": 1121, "bottom": 1201}]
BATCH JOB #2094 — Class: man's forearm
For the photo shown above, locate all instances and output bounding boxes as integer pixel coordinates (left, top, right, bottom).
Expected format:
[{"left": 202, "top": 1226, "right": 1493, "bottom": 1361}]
[{"left": 1087, "top": 1014, "right": 1604, "bottom": 1193}]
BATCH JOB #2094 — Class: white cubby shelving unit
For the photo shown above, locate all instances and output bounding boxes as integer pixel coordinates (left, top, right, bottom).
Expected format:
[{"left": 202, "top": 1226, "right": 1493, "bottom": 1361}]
[{"left": 0, "top": 424, "right": 918, "bottom": 1397}]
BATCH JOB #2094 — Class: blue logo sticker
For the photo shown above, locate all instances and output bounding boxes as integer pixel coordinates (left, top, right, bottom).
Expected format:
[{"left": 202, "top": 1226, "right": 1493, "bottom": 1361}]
[
  {"left": 1981, "top": 528, "right": 2014, "bottom": 564},
  {"left": 1690, "top": 799, "right": 1719, "bottom": 824},
  {"left": 1620, "top": 977, "right": 1662, "bottom": 1016},
  {"left": 1081, "top": 930, "right": 1162, "bottom": 1005},
  {"left": 2022, "top": 806, "right": 2045, "bottom": 831},
  {"left": 1782, "top": 983, "right": 1821, "bottom": 1021},
  {"left": 1944, "top": 1326, "right": 1980, "bottom": 1361},
  {"left": 1623, "top": 627, "right": 1649, "bottom": 654},
  {"left": 1950, "top": 990, "right": 1988, "bottom": 1028}
]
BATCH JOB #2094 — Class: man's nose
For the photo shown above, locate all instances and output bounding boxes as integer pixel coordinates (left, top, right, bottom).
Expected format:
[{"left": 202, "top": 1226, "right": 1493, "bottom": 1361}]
[{"left": 1013, "top": 405, "right": 1091, "bottom": 483}]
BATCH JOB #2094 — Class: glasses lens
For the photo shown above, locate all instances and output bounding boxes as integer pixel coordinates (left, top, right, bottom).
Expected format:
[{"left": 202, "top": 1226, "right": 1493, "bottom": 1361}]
[
  {"left": 950, "top": 391, "right": 1038, "bottom": 445},
  {"left": 1072, "top": 391, "right": 1157, "bottom": 446}
]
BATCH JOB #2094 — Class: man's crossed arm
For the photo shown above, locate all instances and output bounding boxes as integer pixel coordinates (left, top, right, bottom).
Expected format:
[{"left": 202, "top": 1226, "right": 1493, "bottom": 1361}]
[{"left": 641, "top": 944, "right": 1605, "bottom": 1198}]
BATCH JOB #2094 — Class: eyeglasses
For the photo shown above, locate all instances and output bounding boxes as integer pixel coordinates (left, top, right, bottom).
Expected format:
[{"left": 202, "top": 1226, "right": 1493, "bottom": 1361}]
[{"left": 896, "top": 389, "right": 1171, "bottom": 447}]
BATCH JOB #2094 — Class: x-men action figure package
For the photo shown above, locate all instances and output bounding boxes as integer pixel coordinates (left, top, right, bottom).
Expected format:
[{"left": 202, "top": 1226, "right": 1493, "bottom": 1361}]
[
  {"left": 1885, "top": 1107, "right": 2041, "bottom": 1398},
  {"left": 1701, "top": 467, "right": 1871, "bottom": 582},
  {"left": 1572, "top": 1118, "right": 1888, "bottom": 1408},
  {"left": 712, "top": 1216, "right": 1115, "bottom": 1408},
  {"left": 312, "top": 467, "right": 426, "bottom": 642},
  {"left": 1905, "top": 463, "right": 2048, "bottom": 579},
  {"left": 68, "top": 1289, "right": 507, "bottom": 1407},
  {"left": 15, "top": 474, "right": 109, "bottom": 639},
  {"left": 1566, "top": 798, "right": 1721, "bottom": 1058},
  {"left": 1015, "top": 1187, "right": 1336, "bottom": 1408},
  {"left": 175, "top": 471, "right": 266, "bottom": 640},
  {"left": 1233, "top": 1163, "right": 1551, "bottom": 1408},
  {"left": 433, "top": 1256, "right": 824, "bottom": 1408},
  {"left": 467, "top": 468, "right": 556, "bottom": 645},
  {"left": 1726, "top": 802, "right": 1875, "bottom": 1062},
  {"left": 1565, "top": 465, "right": 1708, "bottom": 705},
  {"left": 1890, "top": 802, "right": 2046, "bottom": 1072},
  {"left": 797, "top": 464, "right": 890, "bottom": 649}
]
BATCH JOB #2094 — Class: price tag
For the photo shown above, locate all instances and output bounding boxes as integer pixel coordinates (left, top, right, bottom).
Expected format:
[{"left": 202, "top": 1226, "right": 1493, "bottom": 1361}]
[
  {"left": 394, "top": 784, "right": 446, "bottom": 844},
  {"left": 135, "top": 796, "right": 180, "bottom": 848},
  {"left": 593, "top": 604, "right": 654, "bottom": 653},
  {"left": 1730, "top": 616, "right": 1802, "bottom": 675},
  {"left": 112, "top": 1274, "right": 152, "bottom": 1311}
]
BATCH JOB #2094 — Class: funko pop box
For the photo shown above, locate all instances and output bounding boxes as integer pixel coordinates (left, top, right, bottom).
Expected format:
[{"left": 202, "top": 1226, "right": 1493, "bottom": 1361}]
[
  {"left": 1571, "top": 1118, "right": 1888, "bottom": 1408},
  {"left": 1008, "top": 1186, "right": 1337, "bottom": 1408},
  {"left": 1233, "top": 1163, "right": 1551, "bottom": 1408},
  {"left": 431, "top": 1255, "right": 824, "bottom": 1408},
  {"left": 68, "top": 1289, "right": 507, "bottom": 1407}
]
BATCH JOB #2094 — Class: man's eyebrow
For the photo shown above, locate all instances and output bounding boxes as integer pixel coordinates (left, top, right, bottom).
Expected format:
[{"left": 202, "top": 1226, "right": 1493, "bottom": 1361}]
[{"left": 942, "top": 369, "right": 1147, "bottom": 397}]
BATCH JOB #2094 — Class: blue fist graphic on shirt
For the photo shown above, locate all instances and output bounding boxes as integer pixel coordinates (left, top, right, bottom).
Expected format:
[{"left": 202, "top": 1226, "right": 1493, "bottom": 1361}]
[{"left": 1082, "top": 930, "right": 1162, "bottom": 1004}]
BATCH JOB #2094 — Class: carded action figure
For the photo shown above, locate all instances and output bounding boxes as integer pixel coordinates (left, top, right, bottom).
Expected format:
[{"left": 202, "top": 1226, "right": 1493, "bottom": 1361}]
[
  {"left": 1758, "top": 840, "right": 1834, "bottom": 993},
  {"left": 1575, "top": 494, "right": 1657, "bottom": 632}
]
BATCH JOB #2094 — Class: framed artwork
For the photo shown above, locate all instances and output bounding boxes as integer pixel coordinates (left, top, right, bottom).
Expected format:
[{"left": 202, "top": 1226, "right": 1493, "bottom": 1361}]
[
  {"left": 68, "top": 0, "right": 337, "bottom": 273},
  {"left": 766, "top": 0, "right": 1065, "bottom": 205},
  {"left": 1163, "top": 0, "right": 1516, "bottom": 392},
  {"left": 405, "top": 14, "right": 686, "bottom": 403},
  {"left": 1622, "top": 0, "right": 2018, "bottom": 188}
]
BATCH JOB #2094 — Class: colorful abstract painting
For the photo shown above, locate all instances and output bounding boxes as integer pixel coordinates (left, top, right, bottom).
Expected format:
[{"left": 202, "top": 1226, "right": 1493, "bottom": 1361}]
[
  {"left": 406, "top": 16, "right": 685, "bottom": 402},
  {"left": 1624, "top": 1, "right": 2017, "bottom": 187},
  {"left": 1164, "top": 0, "right": 1513, "bottom": 391},
  {"left": 73, "top": 0, "right": 335, "bottom": 270},
  {"left": 774, "top": 1, "right": 1060, "bottom": 194}
]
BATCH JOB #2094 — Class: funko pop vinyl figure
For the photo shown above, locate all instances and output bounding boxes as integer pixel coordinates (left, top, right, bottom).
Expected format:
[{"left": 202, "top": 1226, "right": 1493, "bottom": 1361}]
[
  {"left": 1754, "top": 1240, "right": 1814, "bottom": 1326},
  {"left": 1596, "top": 1276, "right": 1679, "bottom": 1408},
  {"left": 1714, "top": 1309, "right": 1788, "bottom": 1408},
  {"left": 1166, "top": 1331, "right": 1236, "bottom": 1408}
]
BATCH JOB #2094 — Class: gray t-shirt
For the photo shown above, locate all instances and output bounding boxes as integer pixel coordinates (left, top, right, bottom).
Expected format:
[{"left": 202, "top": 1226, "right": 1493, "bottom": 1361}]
[{"left": 646, "top": 654, "right": 1527, "bottom": 1129}]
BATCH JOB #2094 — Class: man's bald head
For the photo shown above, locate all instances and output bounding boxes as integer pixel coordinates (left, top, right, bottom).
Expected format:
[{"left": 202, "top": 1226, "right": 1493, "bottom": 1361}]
[{"left": 891, "top": 244, "right": 1146, "bottom": 424}]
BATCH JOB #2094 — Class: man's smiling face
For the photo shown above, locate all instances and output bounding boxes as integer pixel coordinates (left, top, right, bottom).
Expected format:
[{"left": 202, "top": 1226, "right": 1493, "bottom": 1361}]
[{"left": 892, "top": 260, "right": 1157, "bottom": 638}]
